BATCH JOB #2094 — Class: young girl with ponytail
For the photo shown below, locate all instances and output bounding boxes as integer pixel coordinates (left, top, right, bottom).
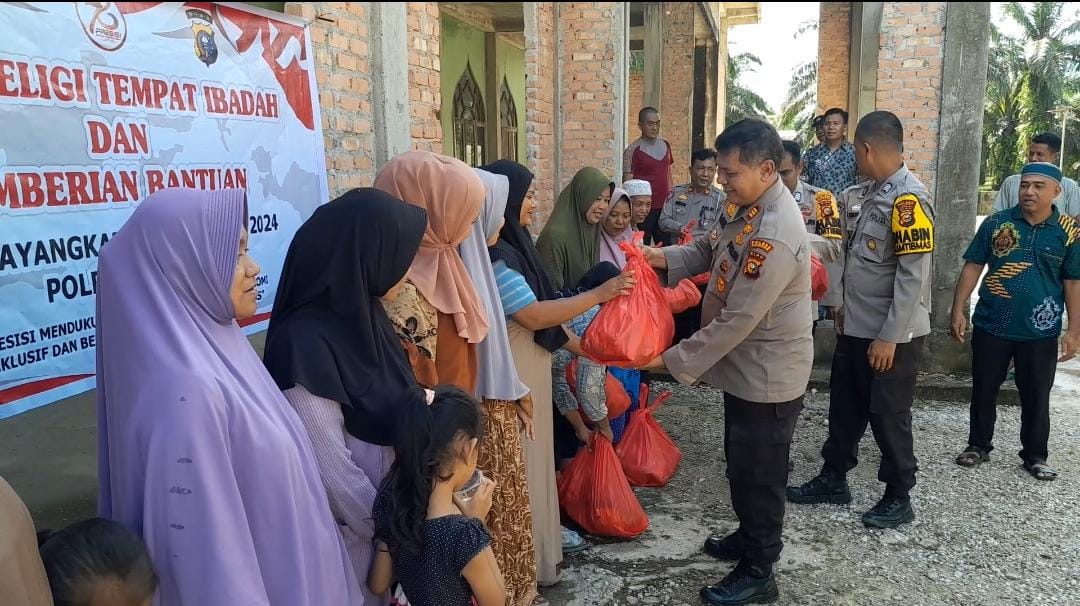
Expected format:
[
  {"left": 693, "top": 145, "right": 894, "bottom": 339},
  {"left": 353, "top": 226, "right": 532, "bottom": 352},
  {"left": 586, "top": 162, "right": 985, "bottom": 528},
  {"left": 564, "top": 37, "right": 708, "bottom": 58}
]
[{"left": 369, "top": 386, "right": 506, "bottom": 606}]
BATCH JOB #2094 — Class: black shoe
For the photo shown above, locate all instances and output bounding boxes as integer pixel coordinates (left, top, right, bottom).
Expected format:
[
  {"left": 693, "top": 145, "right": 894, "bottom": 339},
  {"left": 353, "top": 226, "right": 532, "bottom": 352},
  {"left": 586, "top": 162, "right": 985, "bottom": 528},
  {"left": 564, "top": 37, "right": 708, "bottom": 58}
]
[
  {"left": 862, "top": 494, "right": 915, "bottom": 528},
  {"left": 703, "top": 531, "right": 745, "bottom": 561},
  {"left": 700, "top": 561, "right": 779, "bottom": 605},
  {"left": 785, "top": 471, "right": 851, "bottom": 505}
]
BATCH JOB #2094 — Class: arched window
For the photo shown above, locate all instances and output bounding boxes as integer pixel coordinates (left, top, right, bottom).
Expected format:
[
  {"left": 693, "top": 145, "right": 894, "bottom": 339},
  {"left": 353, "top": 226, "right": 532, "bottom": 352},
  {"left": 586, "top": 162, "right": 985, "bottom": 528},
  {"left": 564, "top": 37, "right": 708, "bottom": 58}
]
[
  {"left": 452, "top": 63, "right": 485, "bottom": 166},
  {"left": 499, "top": 78, "right": 518, "bottom": 162}
]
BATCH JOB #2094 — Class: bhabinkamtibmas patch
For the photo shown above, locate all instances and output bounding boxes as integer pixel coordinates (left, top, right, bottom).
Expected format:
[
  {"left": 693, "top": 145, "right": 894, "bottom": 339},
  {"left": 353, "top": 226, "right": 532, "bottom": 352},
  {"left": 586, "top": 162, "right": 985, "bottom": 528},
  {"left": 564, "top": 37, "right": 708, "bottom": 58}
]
[
  {"left": 892, "top": 193, "right": 933, "bottom": 255},
  {"left": 814, "top": 191, "right": 842, "bottom": 239}
]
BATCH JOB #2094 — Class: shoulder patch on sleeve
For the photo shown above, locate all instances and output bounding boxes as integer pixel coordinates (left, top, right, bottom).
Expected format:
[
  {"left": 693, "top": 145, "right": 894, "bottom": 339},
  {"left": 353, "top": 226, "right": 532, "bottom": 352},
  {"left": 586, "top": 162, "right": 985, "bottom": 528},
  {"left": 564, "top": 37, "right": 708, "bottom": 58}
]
[
  {"left": 892, "top": 193, "right": 934, "bottom": 255},
  {"left": 814, "top": 191, "right": 842, "bottom": 240}
]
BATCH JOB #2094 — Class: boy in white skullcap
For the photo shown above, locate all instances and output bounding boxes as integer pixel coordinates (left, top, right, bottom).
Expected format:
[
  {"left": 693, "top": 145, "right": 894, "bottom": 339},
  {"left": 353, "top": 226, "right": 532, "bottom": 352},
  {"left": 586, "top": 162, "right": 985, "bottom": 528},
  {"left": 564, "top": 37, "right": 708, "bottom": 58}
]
[{"left": 622, "top": 179, "right": 652, "bottom": 232}]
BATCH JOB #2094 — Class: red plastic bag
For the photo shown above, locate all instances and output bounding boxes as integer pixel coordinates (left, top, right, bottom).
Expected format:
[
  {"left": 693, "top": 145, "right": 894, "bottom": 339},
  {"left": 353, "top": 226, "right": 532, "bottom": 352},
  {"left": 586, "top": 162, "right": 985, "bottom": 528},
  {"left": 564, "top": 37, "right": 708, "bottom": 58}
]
[
  {"left": 615, "top": 392, "right": 681, "bottom": 487},
  {"left": 810, "top": 255, "right": 828, "bottom": 301},
  {"left": 557, "top": 435, "right": 649, "bottom": 538},
  {"left": 664, "top": 278, "right": 703, "bottom": 313},
  {"left": 581, "top": 242, "right": 675, "bottom": 367},
  {"left": 679, "top": 222, "right": 711, "bottom": 286},
  {"left": 566, "top": 360, "right": 632, "bottom": 420}
]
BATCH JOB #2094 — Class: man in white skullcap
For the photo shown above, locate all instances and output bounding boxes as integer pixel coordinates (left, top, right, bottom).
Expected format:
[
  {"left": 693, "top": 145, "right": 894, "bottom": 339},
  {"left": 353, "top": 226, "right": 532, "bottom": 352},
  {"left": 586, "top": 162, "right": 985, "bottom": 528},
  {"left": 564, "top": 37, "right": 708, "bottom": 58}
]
[{"left": 623, "top": 179, "right": 653, "bottom": 233}]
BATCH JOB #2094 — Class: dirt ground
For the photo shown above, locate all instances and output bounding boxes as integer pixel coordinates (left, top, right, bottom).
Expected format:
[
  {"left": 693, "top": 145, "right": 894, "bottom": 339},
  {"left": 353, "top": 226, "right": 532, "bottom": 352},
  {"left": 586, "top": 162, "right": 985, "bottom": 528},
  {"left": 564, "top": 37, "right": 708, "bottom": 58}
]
[{"left": 542, "top": 360, "right": 1080, "bottom": 606}]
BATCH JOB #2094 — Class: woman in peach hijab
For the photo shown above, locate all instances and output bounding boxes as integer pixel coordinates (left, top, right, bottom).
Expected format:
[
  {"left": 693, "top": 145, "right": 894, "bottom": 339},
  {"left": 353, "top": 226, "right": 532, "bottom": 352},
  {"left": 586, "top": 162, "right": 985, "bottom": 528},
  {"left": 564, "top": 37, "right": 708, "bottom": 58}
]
[{"left": 375, "top": 151, "right": 488, "bottom": 392}]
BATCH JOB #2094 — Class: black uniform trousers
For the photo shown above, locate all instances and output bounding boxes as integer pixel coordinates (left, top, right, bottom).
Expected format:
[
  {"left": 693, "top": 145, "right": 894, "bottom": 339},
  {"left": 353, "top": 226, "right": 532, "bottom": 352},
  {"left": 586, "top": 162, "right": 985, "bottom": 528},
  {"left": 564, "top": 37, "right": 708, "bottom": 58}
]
[
  {"left": 968, "top": 328, "right": 1056, "bottom": 465},
  {"left": 822, "top": 335, "right": 923, "bottom": 497},
  {"left": 672, "top": 283, "right": 709, "bottom": 345},
  {"left": 724, "top": 393, "right": 803, "bottom": 565},
  {"left": 642, "top": 209, "right": 669, "bottom": 246}
]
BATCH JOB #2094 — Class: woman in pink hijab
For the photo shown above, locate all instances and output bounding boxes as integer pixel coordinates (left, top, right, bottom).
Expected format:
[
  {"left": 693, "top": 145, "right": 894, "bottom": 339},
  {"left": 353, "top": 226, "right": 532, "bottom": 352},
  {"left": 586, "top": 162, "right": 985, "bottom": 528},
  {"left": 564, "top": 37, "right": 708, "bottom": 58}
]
[
  {"left": 596, "top": 187, "right": 635, "bottom": 269},
  {"left": 375, "top": 151, "right": 488, "bottom": 392},
  {"left": 95, "top": 188, "right": 360, "bottom": 606}
]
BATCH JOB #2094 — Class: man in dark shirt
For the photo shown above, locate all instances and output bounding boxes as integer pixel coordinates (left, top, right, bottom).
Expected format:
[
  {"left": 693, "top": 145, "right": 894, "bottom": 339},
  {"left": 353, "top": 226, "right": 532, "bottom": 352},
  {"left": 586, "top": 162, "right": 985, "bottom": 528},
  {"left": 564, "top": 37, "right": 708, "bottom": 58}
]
[
  {"left": 950, "top": 162, "right": 1080, "bottom": 482},
  {"left": 803, "top": 108, "right": 858, "bottom": 197}
]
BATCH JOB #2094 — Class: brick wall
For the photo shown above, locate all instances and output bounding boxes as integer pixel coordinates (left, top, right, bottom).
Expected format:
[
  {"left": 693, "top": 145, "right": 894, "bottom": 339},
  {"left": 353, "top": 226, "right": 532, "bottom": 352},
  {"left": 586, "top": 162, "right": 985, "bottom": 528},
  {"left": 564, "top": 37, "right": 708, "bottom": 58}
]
[
  {"left": 285, "top": 2, "right": 374, "bottom": 195},
  {"left": 817, "top": 2, "right": 851, "bottom": 114},
  {"left": 407, "top": 3, "right": 442, "bottom": 151},
  {"left": 557, "top": 2, "right": 620, "bottom": 191},
  {"left": 876, "top": 2, "right": 946, "bottom": 192},
  {"left": 660, "top": 2, "right": 696, "bottom": 174},
  {"left": 626, "top": 70, "right": 644, "bottom": 144},
  {"left": 524, "top": 2, "right": 557, "bottom": 228}
]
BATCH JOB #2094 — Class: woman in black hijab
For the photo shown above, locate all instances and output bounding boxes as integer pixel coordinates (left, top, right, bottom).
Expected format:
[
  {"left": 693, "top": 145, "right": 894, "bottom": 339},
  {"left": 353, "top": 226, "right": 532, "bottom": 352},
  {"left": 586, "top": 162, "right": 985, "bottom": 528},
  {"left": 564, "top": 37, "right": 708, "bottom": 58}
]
[
  {"left": 482, "top": 160, "right": 632, "bottom": 585},
  {"left": 263, "top": 187, "right": 427, "bottom": 599}
]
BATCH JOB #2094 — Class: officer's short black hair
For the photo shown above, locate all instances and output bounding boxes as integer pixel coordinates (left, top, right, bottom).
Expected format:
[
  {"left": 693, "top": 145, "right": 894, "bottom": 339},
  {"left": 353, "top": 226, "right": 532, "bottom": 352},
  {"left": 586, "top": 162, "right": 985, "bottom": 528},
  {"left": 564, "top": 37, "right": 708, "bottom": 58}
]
[
  {"left": 1031, "top": 132, "right": 1062, "bottom": 154},
  {"left": 781, "top": 140, "right": 801, "bottom": 165},
  {"left": 812, "top": 115, "right": 825, "bottom": 127},
  {"left": 854, "top": 110, "right": 904, "bottom": 153},
  {"left": 690, "top": 148, "right": 717, "bottom": 165},
  {"left": 823, "top": 107, "right": 849, "bottom": 123},
  {"left": 638, "top": 107, "right": 659, "bottom": 123},
  {"left": 714, "top": 118, "right": 783, "bottom": 168}
]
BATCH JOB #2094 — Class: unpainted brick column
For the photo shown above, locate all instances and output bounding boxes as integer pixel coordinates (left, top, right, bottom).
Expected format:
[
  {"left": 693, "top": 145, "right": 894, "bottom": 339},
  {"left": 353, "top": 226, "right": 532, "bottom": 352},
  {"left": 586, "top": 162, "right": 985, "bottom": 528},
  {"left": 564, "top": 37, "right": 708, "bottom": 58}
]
[
  {"left": 285, "top": 2, "right": 374, "bottom": 194},
  {"left": 875, "top": 2, "right": 946, "bottom": 192},
  {"left": 524, "top": 2, "right": 557, "bottom": 228},
  {"left": 817, "top": 2, "right": 851, "bottom": 114},
  {"left": 660, "top": 1, "right": 696, "bottom": 174},
  {"left": 557, "top": 2, "right": 622, "bottom": 192},
  {"left": 406, "top": 3, "right": 442, "bottom": 151}
]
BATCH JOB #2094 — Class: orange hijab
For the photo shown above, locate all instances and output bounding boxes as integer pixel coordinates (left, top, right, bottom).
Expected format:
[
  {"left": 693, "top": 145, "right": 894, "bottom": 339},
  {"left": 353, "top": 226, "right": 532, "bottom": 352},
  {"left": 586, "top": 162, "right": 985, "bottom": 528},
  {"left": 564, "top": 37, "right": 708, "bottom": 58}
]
[{"left": 374, "top": 151, "right": 489, "bottom": 344}]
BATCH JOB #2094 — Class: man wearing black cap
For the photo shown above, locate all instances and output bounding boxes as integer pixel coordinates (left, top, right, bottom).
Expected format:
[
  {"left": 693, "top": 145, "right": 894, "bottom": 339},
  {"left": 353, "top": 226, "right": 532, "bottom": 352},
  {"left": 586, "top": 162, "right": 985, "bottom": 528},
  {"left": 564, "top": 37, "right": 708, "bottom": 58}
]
[{"left": 951, "top": 161, "right": 1080, "bottom": 482}]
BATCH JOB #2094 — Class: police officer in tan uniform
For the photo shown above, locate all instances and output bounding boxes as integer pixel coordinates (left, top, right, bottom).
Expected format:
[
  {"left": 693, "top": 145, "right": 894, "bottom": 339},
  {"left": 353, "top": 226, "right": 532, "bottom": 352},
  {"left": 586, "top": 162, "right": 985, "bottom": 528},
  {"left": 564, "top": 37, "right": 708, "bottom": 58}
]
[
  {"left": 780, "top": 139, "right": 845, "bottom": 322},
  {"left": 641, "top": 119, "right": 812, "bottom": 605},
  {"left": 788, "top": 111, "right": 934, "bottom": 529},
  {"left": 659, "top": 148, "right": 727, "bottom": 240}
]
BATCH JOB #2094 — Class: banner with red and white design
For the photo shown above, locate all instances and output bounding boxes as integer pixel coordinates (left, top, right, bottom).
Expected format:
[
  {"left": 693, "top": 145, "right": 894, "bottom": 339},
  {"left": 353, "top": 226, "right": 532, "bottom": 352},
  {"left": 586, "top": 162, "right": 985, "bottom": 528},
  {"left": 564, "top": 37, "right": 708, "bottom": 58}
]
[{"left": 0, "top": 2, "right": 327, "bottom": 418}]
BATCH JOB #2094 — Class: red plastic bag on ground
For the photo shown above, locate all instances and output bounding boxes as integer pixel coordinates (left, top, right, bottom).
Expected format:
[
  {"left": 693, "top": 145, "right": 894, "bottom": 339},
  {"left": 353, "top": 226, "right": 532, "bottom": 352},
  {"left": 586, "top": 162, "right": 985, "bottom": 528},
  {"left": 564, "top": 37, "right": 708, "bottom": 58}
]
[
  {"left": 810, "top": 255, "right": 828, "bottom": 301},
  {"left": 557, "top": 435, "right": 649, "bottom": 538},
  {"left": 615, "top": 392, "right": 681, "bottom": 487},
  {"left": 679, "top": 222, "right": 711, "bottom": 286},
  {"left": 566, "top": 360, "right": 632, "bottom": 420},
  {"left": 581, "top": 242, "right": 675, "bottom": 367},
  {"left": 664, "top": 278, "right": 703, "bottom": 314}
]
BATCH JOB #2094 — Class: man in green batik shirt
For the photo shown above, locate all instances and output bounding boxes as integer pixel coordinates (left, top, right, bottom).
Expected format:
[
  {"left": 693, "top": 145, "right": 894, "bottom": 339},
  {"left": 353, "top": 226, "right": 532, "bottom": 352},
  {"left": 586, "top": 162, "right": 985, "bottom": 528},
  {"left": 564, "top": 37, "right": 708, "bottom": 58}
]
[{"left": 950, "top": 161, "right": 1080, "bottom": 482}]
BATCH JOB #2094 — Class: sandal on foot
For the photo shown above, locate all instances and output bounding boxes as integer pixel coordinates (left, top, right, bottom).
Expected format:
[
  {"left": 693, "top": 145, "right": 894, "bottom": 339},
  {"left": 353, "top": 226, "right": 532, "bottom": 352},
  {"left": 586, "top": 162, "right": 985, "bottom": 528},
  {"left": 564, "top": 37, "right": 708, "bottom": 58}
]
[
  {"left": 1024, "top": 461, "right": 1058, "bottom": 481},
  {"left": 955, "top": 449, "right": 989, "bottom": 468}
]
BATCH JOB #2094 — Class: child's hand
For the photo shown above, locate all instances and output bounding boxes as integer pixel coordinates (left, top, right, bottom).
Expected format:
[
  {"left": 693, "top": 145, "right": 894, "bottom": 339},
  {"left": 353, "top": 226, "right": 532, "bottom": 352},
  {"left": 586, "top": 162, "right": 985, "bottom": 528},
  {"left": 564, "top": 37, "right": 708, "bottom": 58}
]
[{"left": 454, "top": 477, "right": 496, "bottom": 521}]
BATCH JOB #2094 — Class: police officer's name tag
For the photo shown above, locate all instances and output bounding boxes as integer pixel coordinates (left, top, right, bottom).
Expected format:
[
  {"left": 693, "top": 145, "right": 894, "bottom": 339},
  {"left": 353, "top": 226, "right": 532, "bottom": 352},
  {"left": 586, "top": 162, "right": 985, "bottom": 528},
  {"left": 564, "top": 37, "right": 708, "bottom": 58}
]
[{"left": 892, "top": 194, "right": 933, "bottom": 255}]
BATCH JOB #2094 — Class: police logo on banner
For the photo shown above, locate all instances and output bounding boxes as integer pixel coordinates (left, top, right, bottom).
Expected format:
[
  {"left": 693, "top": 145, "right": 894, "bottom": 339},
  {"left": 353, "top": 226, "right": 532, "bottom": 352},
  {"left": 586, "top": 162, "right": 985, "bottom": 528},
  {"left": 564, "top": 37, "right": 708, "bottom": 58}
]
[{"left": 187, "top": 9, "right": 218, "bottom": 66}]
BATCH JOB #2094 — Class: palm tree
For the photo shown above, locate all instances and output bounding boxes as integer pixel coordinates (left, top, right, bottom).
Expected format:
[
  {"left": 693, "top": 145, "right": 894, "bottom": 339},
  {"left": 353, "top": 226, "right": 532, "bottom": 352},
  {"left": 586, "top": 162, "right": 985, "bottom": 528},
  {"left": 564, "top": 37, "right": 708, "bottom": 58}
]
[
  {"left": 1002, "top": 2, "right": 1080, "bottom": 150},
  {"left": 726, "top": 52, "right": 772, "bottom": 124},
  {"left": 779, "top": 61, "right": 818, "bottom": 148},
  {"left": 982, "top": 25, "right": 1027, "bottom": 188},
  {"left": 779, "top": 20, "right": 819, "bottom": 148}
]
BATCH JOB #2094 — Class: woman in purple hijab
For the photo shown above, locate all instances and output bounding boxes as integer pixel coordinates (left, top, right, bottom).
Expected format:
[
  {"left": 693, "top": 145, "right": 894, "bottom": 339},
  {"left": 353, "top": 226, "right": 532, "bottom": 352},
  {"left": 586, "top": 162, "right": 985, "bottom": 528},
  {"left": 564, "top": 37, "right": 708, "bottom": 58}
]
[
  {"left": 597, "top": 187, "right": 635, "bottom": 268},
  {"left": 95, "top": 188, "right": 360, "bottom": 606}
]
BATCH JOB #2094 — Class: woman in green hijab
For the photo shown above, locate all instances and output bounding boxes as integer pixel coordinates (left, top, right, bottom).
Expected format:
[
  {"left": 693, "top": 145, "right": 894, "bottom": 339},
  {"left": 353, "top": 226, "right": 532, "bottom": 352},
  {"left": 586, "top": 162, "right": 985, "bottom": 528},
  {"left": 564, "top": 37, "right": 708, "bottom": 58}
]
[{"left": 536, "top": 167, "right": 614, "bottom": 290}]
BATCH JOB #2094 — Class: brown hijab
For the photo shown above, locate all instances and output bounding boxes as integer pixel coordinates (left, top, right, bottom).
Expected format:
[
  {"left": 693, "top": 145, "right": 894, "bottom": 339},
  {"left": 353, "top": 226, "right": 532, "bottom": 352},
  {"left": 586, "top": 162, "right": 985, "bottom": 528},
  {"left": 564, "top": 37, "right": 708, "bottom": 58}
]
[
  {"left": 0, "top": 476, "right": 51, "bottom": 606},
  {"left": 374, "top": 151, "right": 489, "bottom": 344}
]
